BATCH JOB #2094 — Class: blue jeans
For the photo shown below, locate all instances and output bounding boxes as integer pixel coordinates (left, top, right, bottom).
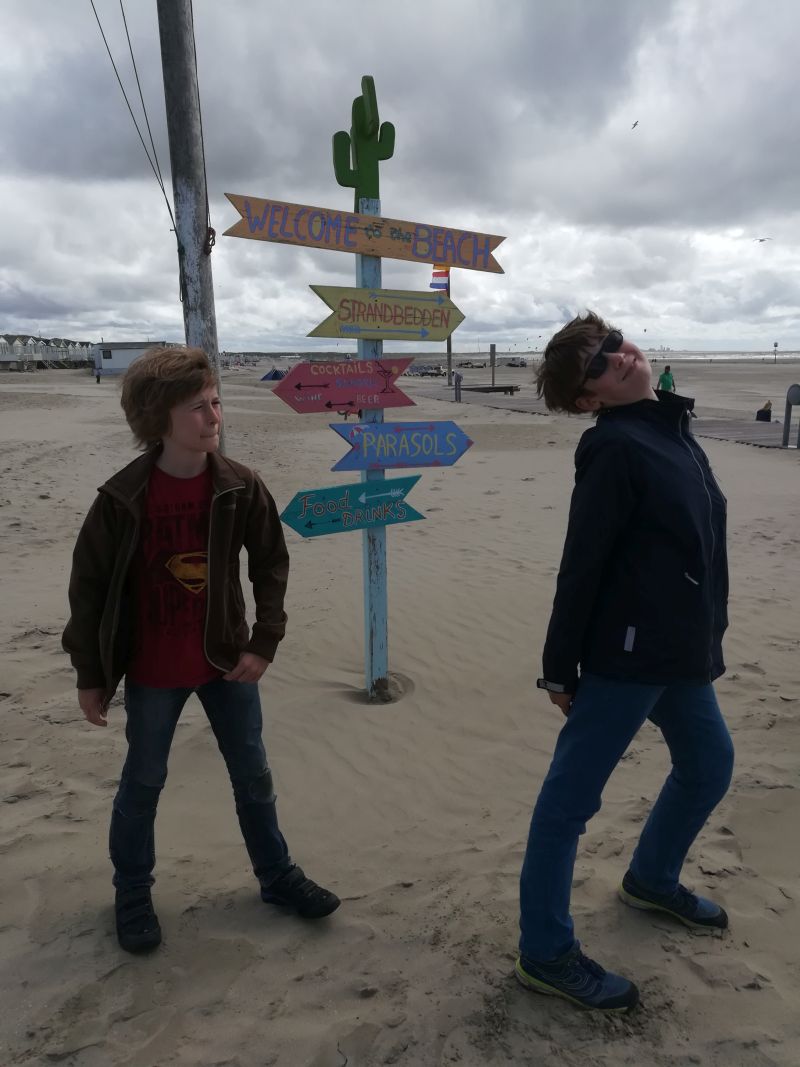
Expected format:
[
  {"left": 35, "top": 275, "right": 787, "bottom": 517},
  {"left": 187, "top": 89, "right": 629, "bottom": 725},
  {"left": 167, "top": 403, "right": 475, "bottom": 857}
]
[
  {"left": 110, "top": 678, "right": 291, "bottom": 893},
  {"left": 519, "top": 673, "right": 734, "bottom": 961}
]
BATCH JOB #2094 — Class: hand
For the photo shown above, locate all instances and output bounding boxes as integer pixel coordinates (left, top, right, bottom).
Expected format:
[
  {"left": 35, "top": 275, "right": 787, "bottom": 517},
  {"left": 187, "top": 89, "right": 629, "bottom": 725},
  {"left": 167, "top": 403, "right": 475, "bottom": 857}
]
[
  {"left": 548, "top": 691, "right": 573, "bottom": 717},
  {"left": 223, "top": 652, "right": 270, "bottom": 684},
  {"left": 79, "top": 687, "right": 108, "bottom": 727}
]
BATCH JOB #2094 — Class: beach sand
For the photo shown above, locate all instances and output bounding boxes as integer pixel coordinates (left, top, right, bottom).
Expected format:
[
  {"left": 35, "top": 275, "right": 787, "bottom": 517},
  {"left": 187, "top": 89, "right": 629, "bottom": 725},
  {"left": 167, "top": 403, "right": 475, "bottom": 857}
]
[{"left": 1, "top": 362, "right": 799, "bottom": 1066}]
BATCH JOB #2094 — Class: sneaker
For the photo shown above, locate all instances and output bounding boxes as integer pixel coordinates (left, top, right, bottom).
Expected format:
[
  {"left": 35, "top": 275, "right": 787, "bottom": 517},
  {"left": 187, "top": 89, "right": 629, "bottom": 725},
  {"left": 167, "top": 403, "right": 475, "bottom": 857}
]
[
  {"left": 115, "top": 888, "right": 162, "bottom": 953},
  {"left": 619, "top": 870, "right": 728, "bottom": 932},
  {"left": 515, "top": 944, "right": 639, "bottom": 1012},
  {"left": 261, "top": 865, "right": 340, "bottom": 919}
]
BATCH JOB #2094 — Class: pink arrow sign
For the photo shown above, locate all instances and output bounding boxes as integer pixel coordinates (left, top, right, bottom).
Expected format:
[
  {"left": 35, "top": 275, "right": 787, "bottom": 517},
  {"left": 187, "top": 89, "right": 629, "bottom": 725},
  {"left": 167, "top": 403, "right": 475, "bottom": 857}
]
[{"left": 273, "top": 357, "right": 415, "bottom": 414}]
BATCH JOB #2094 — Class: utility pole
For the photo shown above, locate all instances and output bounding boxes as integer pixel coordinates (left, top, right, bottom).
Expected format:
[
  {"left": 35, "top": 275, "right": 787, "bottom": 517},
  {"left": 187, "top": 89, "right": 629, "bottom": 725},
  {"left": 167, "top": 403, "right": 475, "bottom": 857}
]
[{"left": 156, "top": 0, "right": 225, "bottom": 450}]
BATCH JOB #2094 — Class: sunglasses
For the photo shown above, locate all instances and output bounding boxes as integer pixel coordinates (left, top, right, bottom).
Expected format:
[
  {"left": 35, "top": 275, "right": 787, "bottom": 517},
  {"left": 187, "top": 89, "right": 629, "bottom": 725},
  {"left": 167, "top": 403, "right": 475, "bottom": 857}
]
[{"left": 580, "top": 329, "right": 623, "bottom": 385}]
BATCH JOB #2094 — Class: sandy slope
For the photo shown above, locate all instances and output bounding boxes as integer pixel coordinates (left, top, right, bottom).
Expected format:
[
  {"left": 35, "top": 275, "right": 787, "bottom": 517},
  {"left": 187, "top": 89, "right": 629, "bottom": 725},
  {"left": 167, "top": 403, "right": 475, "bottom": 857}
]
[{"left": 0, "top": 367, "right": 798, "bottom": 1067}]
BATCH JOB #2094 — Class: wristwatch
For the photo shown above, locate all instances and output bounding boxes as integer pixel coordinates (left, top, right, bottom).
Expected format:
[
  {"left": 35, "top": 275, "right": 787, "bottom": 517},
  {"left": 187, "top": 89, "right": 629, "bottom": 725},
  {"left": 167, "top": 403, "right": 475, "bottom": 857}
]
[{"left": 536, "top": 678, "right": 568, "bottom": 693}]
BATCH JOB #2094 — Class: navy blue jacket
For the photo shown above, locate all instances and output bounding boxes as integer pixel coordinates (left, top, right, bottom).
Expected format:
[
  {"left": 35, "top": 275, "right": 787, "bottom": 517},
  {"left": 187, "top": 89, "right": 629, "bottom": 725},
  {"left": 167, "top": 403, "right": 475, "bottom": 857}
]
[{"left": 542, "top": 392, "right": 728, "bottom": 690}]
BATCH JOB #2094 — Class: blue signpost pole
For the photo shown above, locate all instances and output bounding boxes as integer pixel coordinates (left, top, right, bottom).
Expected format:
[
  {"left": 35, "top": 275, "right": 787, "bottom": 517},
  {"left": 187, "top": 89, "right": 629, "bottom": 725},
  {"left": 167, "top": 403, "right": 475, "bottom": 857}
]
[{"left": 357, "top": 196, "right": 389, "bottom": 699}]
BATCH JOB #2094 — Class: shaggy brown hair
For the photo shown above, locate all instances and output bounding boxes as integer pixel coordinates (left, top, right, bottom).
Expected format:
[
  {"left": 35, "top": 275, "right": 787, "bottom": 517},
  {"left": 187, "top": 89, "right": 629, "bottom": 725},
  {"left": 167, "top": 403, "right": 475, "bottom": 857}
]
[
  {"left": 120, "top": 345, "right": 217, "bottom": 448},
  {"left": 535, "top": 310, "right": 614, "bottom": 414}
]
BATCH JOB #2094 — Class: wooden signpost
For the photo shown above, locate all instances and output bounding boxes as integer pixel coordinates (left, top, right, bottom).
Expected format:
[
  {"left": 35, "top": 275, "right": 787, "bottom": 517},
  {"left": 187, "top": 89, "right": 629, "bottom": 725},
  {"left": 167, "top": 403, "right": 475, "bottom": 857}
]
[
  {"left": 309, "top": 285, "right": 464, "bottom": 342},
  {"left": 225, "top": 75, "right": 503, "bottom": 700},
  {"left": 224, "top": 194, "right": 505, "bottom": 274}
]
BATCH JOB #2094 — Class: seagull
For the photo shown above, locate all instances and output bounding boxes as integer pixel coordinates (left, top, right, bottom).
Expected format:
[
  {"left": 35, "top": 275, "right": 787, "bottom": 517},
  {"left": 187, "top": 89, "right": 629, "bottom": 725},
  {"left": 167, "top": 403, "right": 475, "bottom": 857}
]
[
  {"left": 753, "top": 237, "right": 773, "bottom": 242},
  {"left": 631, "top": 120, "right": 639, "bottom": 129}
]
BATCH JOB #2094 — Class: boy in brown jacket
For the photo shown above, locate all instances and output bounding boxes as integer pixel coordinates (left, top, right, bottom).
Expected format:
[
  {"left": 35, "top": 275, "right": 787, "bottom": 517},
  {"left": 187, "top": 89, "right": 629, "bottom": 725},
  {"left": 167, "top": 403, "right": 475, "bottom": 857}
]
[{"left": 63, "top": 346, "right": 339, "bottom": 953}]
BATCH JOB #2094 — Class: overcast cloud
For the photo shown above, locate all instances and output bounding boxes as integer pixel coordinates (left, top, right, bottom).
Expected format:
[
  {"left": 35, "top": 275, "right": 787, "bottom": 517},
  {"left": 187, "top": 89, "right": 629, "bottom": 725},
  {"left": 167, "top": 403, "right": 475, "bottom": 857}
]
[{"left": 2, "top": 0, "right": 799, "bottom": 352}]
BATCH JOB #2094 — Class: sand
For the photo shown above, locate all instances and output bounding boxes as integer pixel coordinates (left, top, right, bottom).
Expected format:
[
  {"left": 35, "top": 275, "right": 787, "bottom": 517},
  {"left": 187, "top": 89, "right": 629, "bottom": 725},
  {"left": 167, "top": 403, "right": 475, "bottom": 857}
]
[{"left": 1, "top": 362, "right": 799, "bottom": 1066}]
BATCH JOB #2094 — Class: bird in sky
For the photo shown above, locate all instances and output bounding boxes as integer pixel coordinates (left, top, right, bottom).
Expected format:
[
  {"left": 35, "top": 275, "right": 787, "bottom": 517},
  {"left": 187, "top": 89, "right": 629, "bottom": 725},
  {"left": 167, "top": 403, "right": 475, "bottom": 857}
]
[
  {"left": 631, "top": 120, "right": 639, "bottom": 129},
  {"left": 753, "top": 237, "right": 773, "bottom": 242}
]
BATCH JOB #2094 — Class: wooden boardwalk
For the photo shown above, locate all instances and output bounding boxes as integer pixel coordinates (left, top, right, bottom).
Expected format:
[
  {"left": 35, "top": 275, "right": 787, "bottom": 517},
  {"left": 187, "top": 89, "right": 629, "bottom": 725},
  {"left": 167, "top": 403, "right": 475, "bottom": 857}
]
[
  {"left": 689, "top": 418, "right": 789, "bottom": 449},
  {"left": 408, "top": 383, "right": 797, "bottom": 450}
]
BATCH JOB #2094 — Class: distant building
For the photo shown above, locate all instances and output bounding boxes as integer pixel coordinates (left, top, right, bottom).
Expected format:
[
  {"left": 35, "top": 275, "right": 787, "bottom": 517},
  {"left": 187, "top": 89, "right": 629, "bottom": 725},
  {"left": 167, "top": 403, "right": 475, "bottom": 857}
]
[
  {"left": 92, "top": 341, "right": 169, "bottom": 376},
  {"left": 0, "top": 333, "right": 92, "bottom": 368}
]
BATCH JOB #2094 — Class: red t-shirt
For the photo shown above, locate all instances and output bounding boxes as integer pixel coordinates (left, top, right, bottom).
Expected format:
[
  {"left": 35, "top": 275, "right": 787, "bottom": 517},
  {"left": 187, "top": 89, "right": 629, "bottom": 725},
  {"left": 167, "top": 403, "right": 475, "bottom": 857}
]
[{"left": 126, "top": 464, "right": 221, "bottom": 688}]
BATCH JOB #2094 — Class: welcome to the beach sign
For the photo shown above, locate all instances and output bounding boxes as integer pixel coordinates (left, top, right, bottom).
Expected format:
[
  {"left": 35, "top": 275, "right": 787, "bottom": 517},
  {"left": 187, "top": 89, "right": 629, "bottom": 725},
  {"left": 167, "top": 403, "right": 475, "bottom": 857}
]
[
  {"left": 224, "top": 195, "right": 505, "bottom": 274},
  {"left": 224, "top": 75, "right": 503, "bottom": 699}
]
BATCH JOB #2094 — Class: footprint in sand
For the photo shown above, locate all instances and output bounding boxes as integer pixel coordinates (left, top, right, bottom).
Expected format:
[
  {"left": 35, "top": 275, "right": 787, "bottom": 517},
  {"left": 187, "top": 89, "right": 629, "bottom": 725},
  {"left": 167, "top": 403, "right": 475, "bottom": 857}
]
[{"left": 740, "top": 662, "right": 766, "bottom": 675}]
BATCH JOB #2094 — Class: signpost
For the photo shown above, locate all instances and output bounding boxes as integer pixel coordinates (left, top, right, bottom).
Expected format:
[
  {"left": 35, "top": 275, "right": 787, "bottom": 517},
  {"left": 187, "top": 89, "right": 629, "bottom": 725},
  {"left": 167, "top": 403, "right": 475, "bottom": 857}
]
[
  {"left": 224, "top": 195, "right": 505, "bottom": 273},
  {"left": 273, "top": 356, "right": 413, "bottom": 414},
  {"left": 330, "top": 420, "right": 473, "bottom": 471},
  {"left": 224, "top": 75, "right": 503, "bottom": 700},
  {"left": 309, "top": 285, "right": 464, "bottom": 342},
  {"left": 280, "top": 475, "right": 423, "bottom": 537}
]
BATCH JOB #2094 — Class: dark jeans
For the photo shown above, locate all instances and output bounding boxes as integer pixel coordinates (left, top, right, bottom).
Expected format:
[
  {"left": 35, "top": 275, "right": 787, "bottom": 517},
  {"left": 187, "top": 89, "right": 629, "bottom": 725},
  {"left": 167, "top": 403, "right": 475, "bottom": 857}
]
[
  {"left": 519, "top": 673, "right": 734, "bottom": 961},
  {"left": 110, "top": 678, "right": 291, "bottom": 893}
]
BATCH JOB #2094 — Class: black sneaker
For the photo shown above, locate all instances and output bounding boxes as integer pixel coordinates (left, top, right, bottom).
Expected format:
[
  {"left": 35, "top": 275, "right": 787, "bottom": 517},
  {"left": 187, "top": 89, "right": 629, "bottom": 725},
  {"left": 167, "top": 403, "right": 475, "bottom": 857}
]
[
  {"left": 261, "top": 865, "right": 340, "bottom": 919},
  {"left": 515, "top": 944, "right": 639, "bottom": 1012},
  {"left": 115, "top": 888, "right": 162, "bottom": 953},
  {"left": 619, "top": 870, "right": 728, "bottom": 932}
]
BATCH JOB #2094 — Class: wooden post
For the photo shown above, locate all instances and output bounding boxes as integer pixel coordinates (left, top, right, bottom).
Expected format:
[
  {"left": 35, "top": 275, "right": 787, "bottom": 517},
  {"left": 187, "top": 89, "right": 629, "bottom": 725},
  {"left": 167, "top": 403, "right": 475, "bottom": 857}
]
[
  {"left": 490, "top": 343, "right": 496, "bottom": 387},
  {"left": 156, "top": 0, "right": 225, "bottom": 451},
  {"left": 782, "top": 383, "right": 800, "bottom": 448},
  {"left": 357, "top": 197, "right": 389, "bottom": 700},
  {"left": 446, "top": 275, "right": 453, "bottom": 386}
]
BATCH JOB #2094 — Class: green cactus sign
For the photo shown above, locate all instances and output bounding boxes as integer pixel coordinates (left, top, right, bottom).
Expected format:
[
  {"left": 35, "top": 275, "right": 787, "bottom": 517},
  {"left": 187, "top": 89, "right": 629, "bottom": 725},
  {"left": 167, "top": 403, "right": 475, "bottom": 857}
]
[{"left": 332, "top": 75, "right": 395, "bottom": 210}]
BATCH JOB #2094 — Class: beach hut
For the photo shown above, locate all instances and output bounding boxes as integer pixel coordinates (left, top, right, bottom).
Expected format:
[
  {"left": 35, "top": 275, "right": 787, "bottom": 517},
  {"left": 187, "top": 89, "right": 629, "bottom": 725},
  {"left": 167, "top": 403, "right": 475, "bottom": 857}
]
[{"left": 92, "top": 341, "right": 168, "bottom": 378}]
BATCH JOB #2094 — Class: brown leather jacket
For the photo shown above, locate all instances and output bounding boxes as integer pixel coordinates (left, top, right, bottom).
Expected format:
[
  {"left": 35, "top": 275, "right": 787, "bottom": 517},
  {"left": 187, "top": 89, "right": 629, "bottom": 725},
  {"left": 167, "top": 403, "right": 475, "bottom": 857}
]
[{"left": 62, "top": 448, "right": 289, "bottom": 697}]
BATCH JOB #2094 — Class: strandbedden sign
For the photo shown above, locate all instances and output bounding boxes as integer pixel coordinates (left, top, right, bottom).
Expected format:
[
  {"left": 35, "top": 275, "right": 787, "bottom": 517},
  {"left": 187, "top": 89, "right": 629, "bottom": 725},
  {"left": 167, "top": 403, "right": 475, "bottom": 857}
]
[
  {"left": 224, "top": 194, "right": 505, "bottom": 274},
  {"left": 308, "top": 285, "right": 464, "bottom": 342}
]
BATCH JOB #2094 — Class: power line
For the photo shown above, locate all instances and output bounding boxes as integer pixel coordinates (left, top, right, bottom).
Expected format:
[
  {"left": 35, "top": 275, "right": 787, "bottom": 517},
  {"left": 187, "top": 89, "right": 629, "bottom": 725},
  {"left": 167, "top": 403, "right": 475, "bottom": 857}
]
[
  {"left": 88, "top": 0, "right": 176, "bottom": 233},
  {"left": 118, "top": 0, "right": 167, "bottom": 195}
]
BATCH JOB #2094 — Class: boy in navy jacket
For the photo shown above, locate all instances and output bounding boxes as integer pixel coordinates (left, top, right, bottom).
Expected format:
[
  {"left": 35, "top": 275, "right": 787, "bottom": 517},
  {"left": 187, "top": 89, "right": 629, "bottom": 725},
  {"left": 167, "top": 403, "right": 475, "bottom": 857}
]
[{"left": 516, "top": 313, "right": 733, "bottom": 1012}]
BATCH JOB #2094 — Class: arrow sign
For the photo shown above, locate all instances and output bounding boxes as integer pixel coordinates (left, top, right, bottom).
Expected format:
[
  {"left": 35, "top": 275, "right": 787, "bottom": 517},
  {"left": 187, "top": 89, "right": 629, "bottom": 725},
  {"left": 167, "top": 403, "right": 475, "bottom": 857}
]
[
  {"left": 224, "top": 194, "right": 505, "bottom": 273},
  {"left": 309, "top": 285, "right": 465, "bottom": 342},
  {"left": 273, "top": 357, "right": 414, "bottom": 414},
  {"left": 330, "top": 421, "right": 473, "bottom": 471},
  {"left": 280, "top": 476, "right": 424, "bottom": 538}
]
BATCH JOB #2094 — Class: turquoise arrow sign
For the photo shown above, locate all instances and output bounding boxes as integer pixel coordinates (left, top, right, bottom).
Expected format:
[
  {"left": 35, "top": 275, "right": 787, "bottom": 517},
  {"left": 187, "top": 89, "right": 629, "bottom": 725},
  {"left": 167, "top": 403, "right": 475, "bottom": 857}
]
[{"left": 280, "top": 475, "right": 424, "bottom": 538}]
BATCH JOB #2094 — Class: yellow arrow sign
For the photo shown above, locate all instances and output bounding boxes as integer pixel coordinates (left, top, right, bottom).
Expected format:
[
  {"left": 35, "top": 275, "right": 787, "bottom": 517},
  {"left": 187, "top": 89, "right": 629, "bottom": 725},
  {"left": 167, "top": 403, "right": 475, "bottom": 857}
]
[
  {"left": 224, "top": 194, "right": 505, "bottom": 273},
  {"left": 308, "top": 285, "right": 465, "bottom": 342}
]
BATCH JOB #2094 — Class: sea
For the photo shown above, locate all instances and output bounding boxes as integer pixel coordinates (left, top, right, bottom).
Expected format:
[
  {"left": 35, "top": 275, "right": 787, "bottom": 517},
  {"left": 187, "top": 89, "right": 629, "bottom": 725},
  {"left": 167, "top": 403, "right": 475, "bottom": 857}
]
[{"left": 266, "top": 349, "right": 800, "bottom": 365}]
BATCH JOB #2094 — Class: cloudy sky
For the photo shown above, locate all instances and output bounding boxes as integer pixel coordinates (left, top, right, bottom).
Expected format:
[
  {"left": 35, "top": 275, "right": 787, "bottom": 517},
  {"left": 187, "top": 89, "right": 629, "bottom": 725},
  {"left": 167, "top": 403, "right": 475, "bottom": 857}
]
[{"left": 2, "top": 0, "right": 799, "bottom": 353}]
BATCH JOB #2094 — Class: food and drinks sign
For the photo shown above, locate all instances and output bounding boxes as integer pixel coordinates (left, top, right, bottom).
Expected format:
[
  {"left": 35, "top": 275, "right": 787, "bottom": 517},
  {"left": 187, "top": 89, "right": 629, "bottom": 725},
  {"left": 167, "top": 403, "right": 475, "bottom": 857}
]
[{"left": 281, "top": 476, "right": 423, "bottom": 538}]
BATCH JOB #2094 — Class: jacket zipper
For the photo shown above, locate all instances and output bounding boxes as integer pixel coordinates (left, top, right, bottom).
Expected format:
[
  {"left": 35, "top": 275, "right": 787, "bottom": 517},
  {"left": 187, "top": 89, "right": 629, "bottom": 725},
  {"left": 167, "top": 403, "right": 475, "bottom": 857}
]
[
  {"left": 203, "top": 485, "right": 242, "bottom": 671},
  {"left": 678, "top": 414, "right": 717, "bottom": 674},
  {"left": 105, "top": 501, "right": 141, "bottom": 693}
]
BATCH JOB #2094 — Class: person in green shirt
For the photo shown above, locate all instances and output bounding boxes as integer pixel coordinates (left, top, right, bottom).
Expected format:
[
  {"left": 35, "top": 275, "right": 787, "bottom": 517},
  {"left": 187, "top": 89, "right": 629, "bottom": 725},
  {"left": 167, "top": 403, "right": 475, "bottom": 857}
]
[{"left": 657, "top": 365, "right": 676, "bottom": 392}]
